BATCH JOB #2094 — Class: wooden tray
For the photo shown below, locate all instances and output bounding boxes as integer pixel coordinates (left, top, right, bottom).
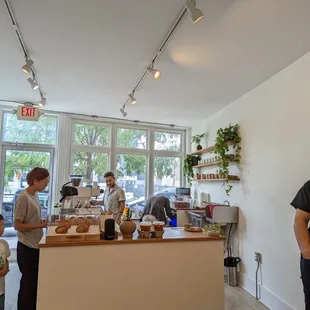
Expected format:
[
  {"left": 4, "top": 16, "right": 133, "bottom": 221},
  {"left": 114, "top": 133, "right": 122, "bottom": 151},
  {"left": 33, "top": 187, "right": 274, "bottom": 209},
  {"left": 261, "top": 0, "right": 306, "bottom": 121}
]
[{"left": 46, "top": 225, "right": 100, "bottom": 244}]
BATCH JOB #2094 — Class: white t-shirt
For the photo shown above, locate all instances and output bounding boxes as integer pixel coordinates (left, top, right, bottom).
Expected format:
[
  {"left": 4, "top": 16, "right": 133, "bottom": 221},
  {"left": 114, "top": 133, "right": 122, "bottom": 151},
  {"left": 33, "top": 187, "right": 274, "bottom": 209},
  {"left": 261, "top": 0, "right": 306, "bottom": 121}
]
[{"left": 0, "top": 239, "right": 11, "bottom": 296}]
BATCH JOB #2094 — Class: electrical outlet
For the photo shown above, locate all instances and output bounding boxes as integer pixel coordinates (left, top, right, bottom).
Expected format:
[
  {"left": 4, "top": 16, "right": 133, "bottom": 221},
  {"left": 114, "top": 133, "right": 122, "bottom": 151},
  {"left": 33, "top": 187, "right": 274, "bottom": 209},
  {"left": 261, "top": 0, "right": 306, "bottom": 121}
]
[{"left": 255, "top": 252, "right": 262, "bottom": 263}]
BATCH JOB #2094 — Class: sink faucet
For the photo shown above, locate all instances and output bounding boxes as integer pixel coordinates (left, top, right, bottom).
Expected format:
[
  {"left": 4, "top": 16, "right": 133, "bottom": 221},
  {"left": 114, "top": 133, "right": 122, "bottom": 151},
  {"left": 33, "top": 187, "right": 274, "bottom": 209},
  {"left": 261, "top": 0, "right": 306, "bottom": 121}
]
[{"left": 223, "top": 200, "right": 230, "bottom": 207}]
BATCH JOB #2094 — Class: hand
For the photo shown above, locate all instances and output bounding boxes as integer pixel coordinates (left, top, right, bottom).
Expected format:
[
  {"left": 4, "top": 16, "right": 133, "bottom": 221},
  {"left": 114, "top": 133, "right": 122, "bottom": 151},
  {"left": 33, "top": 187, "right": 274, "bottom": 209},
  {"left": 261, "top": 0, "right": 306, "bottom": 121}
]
[
  {"left": 115, "top": 217, "right": 121, "bottom": 225},
  {"left": 40, "top": 219, "right": 48, "bottom": 228},
  {"left": 0, "top": 263, "right": 9, "bottom": 277},
  {"left": 302, "top": 246, "right": 310, "bottom": 259}
]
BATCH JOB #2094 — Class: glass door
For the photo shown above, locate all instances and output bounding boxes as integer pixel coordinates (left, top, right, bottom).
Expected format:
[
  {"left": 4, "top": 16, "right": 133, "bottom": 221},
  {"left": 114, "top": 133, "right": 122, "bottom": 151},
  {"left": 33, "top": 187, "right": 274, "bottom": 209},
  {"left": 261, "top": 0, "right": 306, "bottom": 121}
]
[{"left": 0, "top": 146, "right": 54, "bottom": 228}]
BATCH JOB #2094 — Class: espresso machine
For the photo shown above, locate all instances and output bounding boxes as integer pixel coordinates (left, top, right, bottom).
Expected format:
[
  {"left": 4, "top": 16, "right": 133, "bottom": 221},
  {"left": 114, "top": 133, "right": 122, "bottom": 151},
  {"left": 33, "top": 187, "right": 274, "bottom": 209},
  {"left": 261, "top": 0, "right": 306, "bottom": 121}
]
[
  {"left": 59, "top": 181, "right": 79, "bottom": 209},
  {"left": 61, "top": 175, "right": 102, "bottom": 216}
]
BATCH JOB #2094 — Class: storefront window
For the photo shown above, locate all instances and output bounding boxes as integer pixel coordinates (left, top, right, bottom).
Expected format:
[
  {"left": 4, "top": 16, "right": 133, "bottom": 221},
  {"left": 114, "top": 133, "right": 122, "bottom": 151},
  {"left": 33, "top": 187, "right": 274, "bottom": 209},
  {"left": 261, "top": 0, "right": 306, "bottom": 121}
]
[
  {"left": 116, "top": 154, "right": 147, "bottom": 218},
  {"left": 74, "top": 123, "right": 109, "bottom": 147},
  {"left": 72, "top": 151, "right": 108, "bottom": 189},
  {"left": 2, "top": 112, "right": 57, "bottom": 145},
  {"left": 154, "top": 156, "right": 181, "bottom": 194},
  {"left": 154, "top": 131, "right": 181, "bottom": 151},
  {"left": 117, "top": 128, "right": 147, "bottom": 149}
]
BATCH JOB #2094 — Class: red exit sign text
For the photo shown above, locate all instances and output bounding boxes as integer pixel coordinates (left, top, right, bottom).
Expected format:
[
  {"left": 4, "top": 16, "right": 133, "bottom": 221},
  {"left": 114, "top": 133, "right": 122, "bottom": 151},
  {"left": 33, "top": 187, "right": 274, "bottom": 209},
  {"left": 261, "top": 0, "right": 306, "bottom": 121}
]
[{"left": 16, "top": 106, "right": 40, "bottom": 121}]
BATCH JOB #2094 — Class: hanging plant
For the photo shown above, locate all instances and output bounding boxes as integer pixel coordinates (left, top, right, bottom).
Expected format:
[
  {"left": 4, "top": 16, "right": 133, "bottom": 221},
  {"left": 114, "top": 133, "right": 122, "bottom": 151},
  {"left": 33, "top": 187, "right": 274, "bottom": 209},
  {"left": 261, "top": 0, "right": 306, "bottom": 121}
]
[
  {"left": 183, "top": 154, "right": 200, "bottom": 186},
  {"left": 214, "top": 124, "right": 241, "bottom": 195}
]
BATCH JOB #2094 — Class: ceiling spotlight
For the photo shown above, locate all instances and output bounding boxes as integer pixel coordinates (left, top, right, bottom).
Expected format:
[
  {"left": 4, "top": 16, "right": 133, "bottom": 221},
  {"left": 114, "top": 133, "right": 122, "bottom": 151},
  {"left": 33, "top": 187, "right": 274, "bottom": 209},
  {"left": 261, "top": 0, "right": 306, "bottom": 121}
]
[
  {"left": 38, "top": 97, "right": 47, "bottom": 108},
  {"left": 147, "top": 67, "right": 161, "bottom": 79},
  {"left": 21, "top": 59, "right": 34, "bottom": 75},
  {"left": 27, "top": 77, "right": 39, "bottom": 90},
  {"left": 120, "top": 107, "right": 127, "bottom": 117},
  {"left": 128, "top": 93, "right": 137, "bottom": 105},
  {"left": 185, "top": 0, "right": 203, "bottom": 24}
]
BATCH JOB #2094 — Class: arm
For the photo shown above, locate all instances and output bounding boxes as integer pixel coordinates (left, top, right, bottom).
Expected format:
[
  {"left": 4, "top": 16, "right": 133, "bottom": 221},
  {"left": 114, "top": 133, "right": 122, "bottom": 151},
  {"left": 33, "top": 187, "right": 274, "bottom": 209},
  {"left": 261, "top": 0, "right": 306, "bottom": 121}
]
[
  {"left": 116, "top": 201, "right": 125, "bottom": 225},
  {"left": 294, "top": 209, "right": 310, "bottom": 258},
  {"left": 14, "top": 219, "right": 46, "bottom": 231},
  {"left": 164, "top": 198, "right": 174, "bottom": 220}
]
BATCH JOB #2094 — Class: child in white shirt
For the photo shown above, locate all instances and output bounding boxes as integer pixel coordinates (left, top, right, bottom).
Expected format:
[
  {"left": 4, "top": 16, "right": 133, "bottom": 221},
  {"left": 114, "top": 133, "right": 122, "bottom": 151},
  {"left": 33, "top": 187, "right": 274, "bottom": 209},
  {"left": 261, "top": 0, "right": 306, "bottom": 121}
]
[{"left": 0, "top": 214, "right": 11, "bottom": 310}]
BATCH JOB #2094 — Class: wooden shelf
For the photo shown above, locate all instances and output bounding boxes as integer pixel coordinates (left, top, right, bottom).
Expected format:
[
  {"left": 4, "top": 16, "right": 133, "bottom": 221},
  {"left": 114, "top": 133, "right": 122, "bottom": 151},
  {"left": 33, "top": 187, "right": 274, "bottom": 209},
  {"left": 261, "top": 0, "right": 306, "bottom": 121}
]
[
  {"left": 189, "top": 141, "right": 238, "bottom": 156},
  {"left": 192, "top": 161, "right": 218, "bottom": 168},
  {"left": 193, "top": 177, "right": 240, "bottom": 182},
  {"left": 192, "top": 161, "right": 237, "bottom": 168}
]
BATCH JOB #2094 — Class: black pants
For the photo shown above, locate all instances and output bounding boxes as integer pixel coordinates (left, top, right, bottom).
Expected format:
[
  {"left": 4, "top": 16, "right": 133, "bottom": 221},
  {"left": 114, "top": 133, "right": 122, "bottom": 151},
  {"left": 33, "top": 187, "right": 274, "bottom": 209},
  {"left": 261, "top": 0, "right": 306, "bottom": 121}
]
[{"left": 17, "top": 242, "right": 40, "bottom": 310}]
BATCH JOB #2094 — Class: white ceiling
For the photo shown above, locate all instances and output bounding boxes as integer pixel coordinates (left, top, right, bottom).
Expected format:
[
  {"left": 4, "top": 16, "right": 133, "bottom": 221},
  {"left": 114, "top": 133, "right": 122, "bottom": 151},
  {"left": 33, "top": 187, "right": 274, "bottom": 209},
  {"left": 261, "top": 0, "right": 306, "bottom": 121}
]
[{"left": 1, "top": 0, "right": 310, "bottom": 127}]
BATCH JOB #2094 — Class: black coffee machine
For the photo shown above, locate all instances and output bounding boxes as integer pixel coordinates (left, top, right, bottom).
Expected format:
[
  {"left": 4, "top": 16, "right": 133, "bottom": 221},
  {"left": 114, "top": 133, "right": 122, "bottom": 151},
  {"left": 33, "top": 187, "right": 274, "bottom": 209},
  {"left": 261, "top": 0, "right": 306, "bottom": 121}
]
[{"left": 59, "top": 181, "right": 78, "bottom": 208}]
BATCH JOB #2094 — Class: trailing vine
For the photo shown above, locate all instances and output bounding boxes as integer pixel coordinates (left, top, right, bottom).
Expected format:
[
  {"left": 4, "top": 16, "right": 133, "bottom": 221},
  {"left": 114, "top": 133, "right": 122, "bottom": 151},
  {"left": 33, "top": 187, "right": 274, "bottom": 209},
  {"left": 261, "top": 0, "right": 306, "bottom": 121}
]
[
  {"left": 214, "top": 124, "right": 241, "bottom": 195},
  {"left": 183, "top": 154, "right": 200, "bottom": 186}
]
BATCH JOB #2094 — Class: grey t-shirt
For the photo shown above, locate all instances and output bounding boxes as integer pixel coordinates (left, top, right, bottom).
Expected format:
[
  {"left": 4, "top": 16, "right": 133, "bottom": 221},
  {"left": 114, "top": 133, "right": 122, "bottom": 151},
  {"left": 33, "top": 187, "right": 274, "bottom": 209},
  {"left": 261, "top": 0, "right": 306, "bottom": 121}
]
[{"left": 14, "top": 190, "right": 43, "bottom": 249}]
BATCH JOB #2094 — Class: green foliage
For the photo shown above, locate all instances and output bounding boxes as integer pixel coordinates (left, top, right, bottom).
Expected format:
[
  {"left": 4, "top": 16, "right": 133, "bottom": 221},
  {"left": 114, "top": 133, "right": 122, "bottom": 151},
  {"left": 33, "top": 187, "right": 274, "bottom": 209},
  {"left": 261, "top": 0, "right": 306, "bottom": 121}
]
[
  {"left": 2, "top": 117, "right": 180, "bottom": 191},
  {"left": 117, "top": 154, "right": 146, "bottom": 178},
  {"left": 214, "top": 124, "right": 241, "bottom": 195},
  {"left": 74, "top": 123, "right": 108, "bottom": 147},
  {"left": 183, "top": 154, "right": 200, "bottom": 186},
  {"left": 117, "top": 129, "right": 146, "bottom": 149},
  {"left": 154, "top": 132, "right": 180, "bottom": 151},
  {"left": 191, "top": 133, "right": 206, "bottom": 145},
  {"left": 3, "top": 113, "right": 57, "bottom": 145},
  {"left": 73, "top": 152, "right": 108, "bottom": 184},
  {"left": 4, "top": 150, "right": 50, "bottom": 191},
  {"left": 204, "top": 223, "right": 224, "bottom": 235}
]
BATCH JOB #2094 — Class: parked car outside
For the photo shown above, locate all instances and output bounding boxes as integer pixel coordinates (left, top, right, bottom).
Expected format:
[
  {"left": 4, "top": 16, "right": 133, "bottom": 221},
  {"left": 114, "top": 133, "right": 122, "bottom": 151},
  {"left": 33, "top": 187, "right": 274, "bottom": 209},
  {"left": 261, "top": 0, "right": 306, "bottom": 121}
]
[{"left": 2, "top": 188, "right": 49, "bottom": 227}]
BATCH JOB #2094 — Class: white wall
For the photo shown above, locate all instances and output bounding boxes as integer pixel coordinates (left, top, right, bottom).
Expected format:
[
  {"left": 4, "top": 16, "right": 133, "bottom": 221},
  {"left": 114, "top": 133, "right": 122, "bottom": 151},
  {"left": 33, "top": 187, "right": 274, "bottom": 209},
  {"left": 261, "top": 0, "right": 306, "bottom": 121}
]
[{"left": 191, "top": 51, "right": 310, "bottom": 310}]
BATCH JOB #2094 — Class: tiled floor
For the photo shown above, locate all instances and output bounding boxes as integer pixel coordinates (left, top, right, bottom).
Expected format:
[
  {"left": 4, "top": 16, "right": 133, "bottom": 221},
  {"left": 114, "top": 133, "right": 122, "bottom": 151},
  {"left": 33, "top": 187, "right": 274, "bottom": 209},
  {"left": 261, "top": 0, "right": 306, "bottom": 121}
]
[{"left": 4, "top": 263, "right": 268, "bottom": 310}]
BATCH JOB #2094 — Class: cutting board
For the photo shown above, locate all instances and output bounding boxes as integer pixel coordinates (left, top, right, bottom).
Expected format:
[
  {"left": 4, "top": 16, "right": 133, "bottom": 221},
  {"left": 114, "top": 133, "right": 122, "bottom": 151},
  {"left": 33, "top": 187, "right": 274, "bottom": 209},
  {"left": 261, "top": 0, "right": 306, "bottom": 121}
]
[{"left": 46, "top": 225, "right": 100, "bottom": 244}]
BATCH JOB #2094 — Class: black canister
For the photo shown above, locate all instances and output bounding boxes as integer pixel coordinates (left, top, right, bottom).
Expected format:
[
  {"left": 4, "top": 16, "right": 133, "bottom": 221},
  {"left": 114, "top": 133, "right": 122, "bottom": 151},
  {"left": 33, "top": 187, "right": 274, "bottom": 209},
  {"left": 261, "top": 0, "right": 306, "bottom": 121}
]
[{"left": 104, "top": 218, "right": 115, "bottom": 240}]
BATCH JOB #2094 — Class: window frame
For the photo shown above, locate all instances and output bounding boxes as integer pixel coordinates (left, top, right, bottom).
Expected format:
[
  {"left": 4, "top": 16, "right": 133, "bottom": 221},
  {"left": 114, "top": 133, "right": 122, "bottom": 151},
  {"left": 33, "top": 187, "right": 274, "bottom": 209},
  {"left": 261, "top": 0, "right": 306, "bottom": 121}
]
[
  {"left": 116, "top": 124, "right": 148, "bottom": 150},
  {"left": 70, "top": 119, "right": 112, "bottom": 180},
  {"left": 0, "top": 108, "right": 59, "bottom": 211},
  {"left": 70, "top": 119, "right": 186, "bottom": 200},
  {"left": 1, "top": 110, "right": 59, "bottom": 147}
]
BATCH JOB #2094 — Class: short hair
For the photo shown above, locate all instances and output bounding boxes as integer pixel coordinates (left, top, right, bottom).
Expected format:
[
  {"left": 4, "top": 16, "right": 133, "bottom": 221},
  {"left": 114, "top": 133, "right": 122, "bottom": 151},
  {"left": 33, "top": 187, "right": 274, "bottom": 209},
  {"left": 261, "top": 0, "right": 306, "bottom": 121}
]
[
  {"left": 104, "top": 172, "right": 115, "bottom": 178},
  {"left": 27, "top": 167, "right": 50, "bottom": 186},
  {"left": 0, "top": 214, "right": 4, "bottom": 221}
]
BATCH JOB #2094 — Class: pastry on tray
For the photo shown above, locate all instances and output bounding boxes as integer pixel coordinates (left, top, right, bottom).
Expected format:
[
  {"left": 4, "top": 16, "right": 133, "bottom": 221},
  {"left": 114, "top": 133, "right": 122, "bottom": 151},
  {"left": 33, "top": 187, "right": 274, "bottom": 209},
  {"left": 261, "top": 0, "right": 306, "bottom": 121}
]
[
  {"left": 76, "top": 224, "right": 89, "bottom": 233},
  {"left": 185, "top": 227, "right": 203, "bottom": 232},
  {"left": 55, "top": 226, "right": 68, "bottom": 234},
  {"left": 58, "top": 220, "right": 71, "bottom": 229}
]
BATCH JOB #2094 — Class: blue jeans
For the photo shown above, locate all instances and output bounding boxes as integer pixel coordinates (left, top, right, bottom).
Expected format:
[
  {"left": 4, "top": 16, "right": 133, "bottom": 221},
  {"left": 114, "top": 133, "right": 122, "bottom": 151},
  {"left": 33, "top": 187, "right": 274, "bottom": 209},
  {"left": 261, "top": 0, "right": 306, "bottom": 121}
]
[{"left": 0, "top": 293, "right": 5, "bottom": 310}]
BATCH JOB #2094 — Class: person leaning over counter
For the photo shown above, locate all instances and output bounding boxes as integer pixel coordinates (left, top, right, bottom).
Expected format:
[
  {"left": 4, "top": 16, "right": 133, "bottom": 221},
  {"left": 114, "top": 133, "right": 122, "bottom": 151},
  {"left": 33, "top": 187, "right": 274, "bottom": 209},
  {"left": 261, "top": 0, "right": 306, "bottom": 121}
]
[
  {"left": 142, "top": 195, "right": 175, "bottom": 225},
  {"left": 14, "top": 167, "right": 49, "bottom": 310},
  {"left": 102, "top": 172, "right": 126, "bottom": 225}
]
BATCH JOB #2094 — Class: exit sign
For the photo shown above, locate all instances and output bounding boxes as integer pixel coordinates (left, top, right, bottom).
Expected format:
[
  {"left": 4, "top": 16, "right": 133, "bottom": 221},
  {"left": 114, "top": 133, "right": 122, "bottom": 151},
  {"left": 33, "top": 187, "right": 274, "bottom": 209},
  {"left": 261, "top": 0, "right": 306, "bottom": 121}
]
[{"left": 16, "top": 105, "right": 40, "bottom": 121}]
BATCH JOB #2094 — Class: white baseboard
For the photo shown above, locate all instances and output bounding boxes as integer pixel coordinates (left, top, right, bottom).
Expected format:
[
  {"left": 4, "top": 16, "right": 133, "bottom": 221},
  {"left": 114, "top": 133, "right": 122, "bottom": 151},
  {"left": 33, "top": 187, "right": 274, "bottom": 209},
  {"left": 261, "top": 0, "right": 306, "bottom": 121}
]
[{"left": 239, "top": 272, "right": 295, "bottom": 310}]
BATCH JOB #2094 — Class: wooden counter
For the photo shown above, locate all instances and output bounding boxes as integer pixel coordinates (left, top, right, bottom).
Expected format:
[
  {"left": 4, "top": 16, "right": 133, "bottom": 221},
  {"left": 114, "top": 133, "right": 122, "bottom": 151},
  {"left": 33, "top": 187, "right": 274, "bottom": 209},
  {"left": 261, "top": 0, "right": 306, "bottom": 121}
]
[
  {"left": 37, "top": 227, "right": 225, "bottom": 310},
  {"left": 39, "top": 227, "right": 225, "bottom": 248}
]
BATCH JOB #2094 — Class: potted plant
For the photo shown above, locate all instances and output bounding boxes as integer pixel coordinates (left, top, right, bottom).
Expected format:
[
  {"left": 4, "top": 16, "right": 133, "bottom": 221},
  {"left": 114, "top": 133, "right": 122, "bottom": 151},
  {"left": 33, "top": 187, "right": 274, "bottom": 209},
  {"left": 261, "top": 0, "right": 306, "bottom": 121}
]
[
  {"left": 120, "top": 207, "right": 136, "bottom": 239},
  {"left": 192, "top": 133, "right": 207, "bottom": 150},
  {"left": 214, "top": 124, "right": 241, "bottom": 195},
  {"left": 183, "top": 154, "right": 200, "bottom": 185}
]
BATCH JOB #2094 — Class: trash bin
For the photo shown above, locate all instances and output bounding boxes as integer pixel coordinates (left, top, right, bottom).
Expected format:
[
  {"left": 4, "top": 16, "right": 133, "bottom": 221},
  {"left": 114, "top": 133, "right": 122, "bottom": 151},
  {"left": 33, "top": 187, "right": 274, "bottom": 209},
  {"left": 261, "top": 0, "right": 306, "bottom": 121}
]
[{"left": 224, "top": 256, "right": 241, "bottom": 287}]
